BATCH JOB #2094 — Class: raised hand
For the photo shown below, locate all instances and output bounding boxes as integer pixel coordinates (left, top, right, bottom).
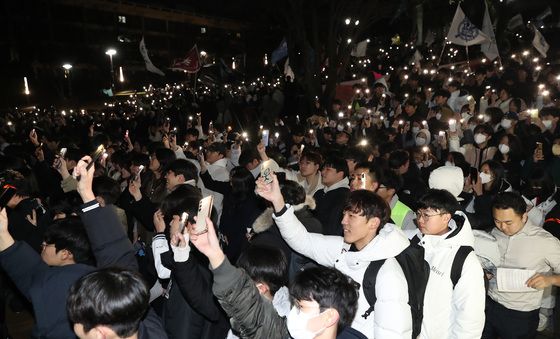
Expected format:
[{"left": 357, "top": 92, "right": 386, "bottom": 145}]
[
  {"left": 153, "top": 209, "right": 165, "bottom": 233},
  {"left": 73, "top": 156, "right": 96, "bottom": 203},
  {"left": 128, "top": 175, "right": 142, "bottom": 202},
  {"left": 255, "top": 172, "right": 285, "bottom": 212},
  {"left": 189, "top": 216, "right": 224, "bottom": 268},
  {"left": 25, "top": 209, "right": 37, "bottom": 227}
]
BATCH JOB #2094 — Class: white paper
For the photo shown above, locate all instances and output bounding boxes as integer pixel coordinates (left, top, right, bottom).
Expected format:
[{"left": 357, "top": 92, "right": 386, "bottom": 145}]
[{"left": 496, "top": 268, "right": 537, "bottom": 292}]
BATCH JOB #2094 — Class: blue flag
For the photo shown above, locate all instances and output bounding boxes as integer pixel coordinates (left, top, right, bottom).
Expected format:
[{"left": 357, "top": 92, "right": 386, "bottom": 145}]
[{"left": 271, "top": 39, "right": 288, "bottom": 64}]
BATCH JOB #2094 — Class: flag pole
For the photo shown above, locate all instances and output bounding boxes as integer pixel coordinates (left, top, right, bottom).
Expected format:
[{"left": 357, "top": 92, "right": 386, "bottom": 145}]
[
  {"left": 465, "top": 45, "right": 471, "bottom": 71},
  {"left": 437, "top": 41, "right": 447, "bottom": 66}
]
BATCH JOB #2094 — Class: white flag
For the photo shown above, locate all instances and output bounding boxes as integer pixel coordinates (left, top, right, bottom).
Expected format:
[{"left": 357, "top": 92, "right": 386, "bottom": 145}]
[
  {"left": 507, "top": 14, "right": 524, "bottom": 31},
  {"left": 351, "top": 40, "right": 368, "bottom": 57},
  {"left": 481, "top": 2, "right": 499, "bottom": 61},
  {"left": 139, "top": 37, "right": 165, "bottom": 76},
  {"left": 446, "top": 5, "right": 489, "bottom": 46},
  {"left": 532, "top": 27, "right": 549, "bottom": 57}
]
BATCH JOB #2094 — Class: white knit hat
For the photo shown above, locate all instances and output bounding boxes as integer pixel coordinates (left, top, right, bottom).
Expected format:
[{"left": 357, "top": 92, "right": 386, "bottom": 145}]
[{"left": 428, "top": 165, "right": 464, "bottom": 201}]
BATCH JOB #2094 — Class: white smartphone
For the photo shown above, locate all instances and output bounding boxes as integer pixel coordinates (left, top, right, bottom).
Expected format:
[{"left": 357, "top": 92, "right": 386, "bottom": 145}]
[
  {"left": 261, "top": 160, "right": 273, "bottom": 184},
  {"left": 59, "top": 148, "right": 67, "bottom": 158},
  {"left": 361, "top": 173, "right": 367, "bottom": 189},
  {"left": 262, "top": 129, "right": 270, "bottom": 147},
  {"left": 179, "top": 212, "right": 188, "bottom": 233},
  {"left": 194, "top": 196, "right": 213, "bottom": 234},
  {"left": 134, "top": 165, "right": 144, "bottom": 181}
]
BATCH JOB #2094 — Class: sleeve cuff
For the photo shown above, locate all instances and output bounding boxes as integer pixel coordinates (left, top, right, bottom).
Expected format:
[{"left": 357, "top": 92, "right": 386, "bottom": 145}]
[
  {"left": 80, "top": 200, "right": 100, "bottom": 213},
  {"left": 273, "top": 204, "right": 289, "bottom": 217}
]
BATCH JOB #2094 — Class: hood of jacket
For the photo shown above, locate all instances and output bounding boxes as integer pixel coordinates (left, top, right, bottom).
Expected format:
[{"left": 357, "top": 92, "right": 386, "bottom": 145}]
[
  {"left": 417, "top": 211, "right": 475, "bottom": 250},
  {"left": 347, "top": 223, "right": 410, "bottom": 263},
  {"left": 323, "top": 177, "right": 350, "bottom": 193},
  {"left": 252, "top": 195, "right": 316, "bottom": 234}
]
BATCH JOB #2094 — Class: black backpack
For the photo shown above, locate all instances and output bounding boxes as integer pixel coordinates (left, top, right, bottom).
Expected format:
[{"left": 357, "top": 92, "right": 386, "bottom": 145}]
[{"left": 361, "top": 243, "right": 429, "bottom": 339}]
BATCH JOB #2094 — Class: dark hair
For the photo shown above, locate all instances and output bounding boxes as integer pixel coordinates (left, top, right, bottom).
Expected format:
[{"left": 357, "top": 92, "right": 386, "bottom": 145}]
[
  {"left": 522, "top": 168, "right": 555, "bottom": 201},
  {"left": 344, "top": 147, "right": 367, "bottom": 164},
  {"left": 539, "top": 106, "right": 560, "bottom": 119},
  {"left": 492, "top": 192, "right": 526, "bottom": 216},
  {"left": 473, "top": 123, "right": 494, "bottom": 137},
  {"left": 290, "top": 267, "right": 359, "bottom": 333},
  {"left": 354, "top": 162, "right": 382, "bottom": 183},
  {"left": 323, "top": 156, "right": 349, "bottom": 178},
  {"left": 67, "top": 268, "right": 149, "bottom": 337},
  {"left": 378, "top": 169, "right": 403, "bottom": 191},
  {"left": 92, "top": 176, "right": 120, "bottom": 205},
  {"left": 484, "top": 107, "right": 504, "bottom": 125},
  {"left": 481, "top": 160, "right": 506, "bottom": 193},
  {"left": 185, "top": 127, "right": 200, "bottom": 138},
  {"left": 165, "top": 159, "right": 198, "bottom": 182},
  {"left": 236, "top": 244, "right": 288, "bottom": 296},
  {"left": 417, "top": 189, "right": 460, "bottom": 215},
  {"left": 281, "top": 180, "right": 306, "bottom": 206},
  {"left": 300, "top": 151, "right": 323, "bottom": 166},
  {"left": 388, "top": 150, "right": 409, "bottom": 169},
  {"left": 154, "top": 148, "right": 176, "bottom": 172},
  {"left": 130, "top": 152, "right": 150, "bottom": 168},
  {"left": 238, "top": 148, "right": 260, "bottom": 168},
  {"left": 160, "top": 184, "right": 202, "bottom": 227},
  {"left": 0, "top": 170, "right": 32, "bottom": 197},
  {"left": 206, "top": 142, "right": 227, "bottom": 157},
  {"left": 230, "top": 166, "right": 255, "bottom": 201},
  {"left": 43, "top": 217, "right": 94, "bottom": 265},
  {"left": 343, "top": 190, "right": 391, "bottom": 226}
]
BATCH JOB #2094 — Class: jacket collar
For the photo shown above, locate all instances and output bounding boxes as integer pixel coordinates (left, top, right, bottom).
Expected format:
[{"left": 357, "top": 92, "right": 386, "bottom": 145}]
[{"left": 323, "top": 177, "right": 349, "bottom": 193}]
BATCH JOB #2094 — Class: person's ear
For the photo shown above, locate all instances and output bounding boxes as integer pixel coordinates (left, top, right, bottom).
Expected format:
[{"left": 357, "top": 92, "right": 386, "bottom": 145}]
[
  {"left": 60, "top": 249, "right": 74, "bottom": 262},
  {"left": 367, "top": 217, "right": 381, "bottom": 231},
  {"left": 388, "top": 188, "right": 396, "bottom": 197},
  {"left": 522, "top": 212, "right": 528, "bottom": 224},
  {"left": 322, "top": 308, "right": 339, "bottom": 328},
  {"left": 256, "top": 282, "right": 269, "bottom": 295},
  {"left": 178, "top": 174, "right": 186, "bottom": 183},
  {"left": 442, "top": 213, "right": 452, "bottom": 224}
]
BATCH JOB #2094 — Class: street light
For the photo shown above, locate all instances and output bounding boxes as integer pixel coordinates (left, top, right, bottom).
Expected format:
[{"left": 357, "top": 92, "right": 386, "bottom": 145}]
[
  {"left": 105, "top": 48, "right": 117, "bottom": 89},
  {"left": 62, "top": 63, "right": 73, "bottom": 97}
]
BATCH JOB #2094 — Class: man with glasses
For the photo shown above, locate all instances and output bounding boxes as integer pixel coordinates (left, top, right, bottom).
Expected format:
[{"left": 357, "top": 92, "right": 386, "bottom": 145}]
[{"left": 411, "top": 189, "right": 485, "bottom": 338}]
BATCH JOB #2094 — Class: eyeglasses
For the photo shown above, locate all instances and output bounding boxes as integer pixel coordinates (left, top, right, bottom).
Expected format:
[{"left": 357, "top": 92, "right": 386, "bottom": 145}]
[{"left": 416, "top": 211, "right": 445, "bottom": 220}]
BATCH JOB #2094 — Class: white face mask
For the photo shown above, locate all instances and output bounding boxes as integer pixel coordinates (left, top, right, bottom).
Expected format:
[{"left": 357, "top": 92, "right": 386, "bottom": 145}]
[
  {"left": 445, "top": 161, "right": 454, "bottom": 167},
  {"left": 498, "top": 144, "right": 510, "bottom": 154},
  {"left": 483, "top": 115, "right": 491, "bottom": 123},
  {"left": 500, "top": 119, "right": 512, "bottom": 129},
  {"left": 435, "top": 113, "right": 442, "bottom": 120},
  {"left": 415, "top": 137, "right": 427, "bottom": 146},
  {"left": 412, "top": 126, "right": 420, "bottom": 134},
  {"left": 542, "top": 120, "right": 553, "bottom": 130},
  {"left": 287, "top": 307, "right": 326, "bottom": 339},
  {"left": 474, "top": 133, "right": 487, "bottom": 144},
  {"left": 479, "top": 172, "right": 492, "bottom": 184}
]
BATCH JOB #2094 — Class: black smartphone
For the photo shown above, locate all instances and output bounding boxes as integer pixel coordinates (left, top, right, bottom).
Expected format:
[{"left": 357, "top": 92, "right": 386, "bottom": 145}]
[{"left": 470, "top": 167, "right": 478, "bottom": 184}]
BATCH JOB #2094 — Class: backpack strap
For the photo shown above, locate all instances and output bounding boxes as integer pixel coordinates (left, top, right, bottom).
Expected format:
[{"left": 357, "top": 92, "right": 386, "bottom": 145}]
[
  {"left": 361, "top": 259, "right": 386, "bottom": 319},
  {"left": 450, "top": 246, "right": 473, "bottom": 289}
]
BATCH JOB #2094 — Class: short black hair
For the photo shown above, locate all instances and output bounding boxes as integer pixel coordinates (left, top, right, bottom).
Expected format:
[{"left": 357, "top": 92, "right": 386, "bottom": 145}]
[
  {"left": 344, "top": 147, "right": 368, "bottom": 164},
  {"left": 290, "top": 267, "right": 359, "bottom": 333},
  {"left": 323, "top": 156, "right": 349, "bottom": 178},
  {"left": 378, "top": 169, "right": 403, "bottom": 191},
  {"left": 92, "top": 176, "right": 120, "bottom": 205},
  {"left": 343, "top": 190, "right": 391, "bottom": 226},
  {"left": 417, "top": 189, "right": 460, "bottom": 215},
  {"left": 67, "top": 268, "right": 149, "bottom": 337},
  {"left": 165, "top": 159, "right": 198, "bottom": 182},
  {"left": 539, "top": 106, "right": 560, "bottom": 119},
  {"left": 300, "top": 151, "right": 323, "bottom": 166},
  {"left": 185, "top": 127, "right": 200, "bottom": 138},
  {"left": 43, "top": 217, "right": 94, "bottom": 265},
  {"left": 238, "top": 147, "right": 260, "bottom": 167},
  {"left": 236, "top": 244, "right": 288, "bottom": 296},
  {"left": 388, "top": 150, "right": 409, "bottom": 169},
  {"left": 160, "top": 184, "right": 202, "bottom": 227},
  {"left": 473, "top": 123, "right": 494, "bottom": 136},
  {"left": 492, "top": 192, "right": 527, "bottom": 216},
  {"left": 206, "top": 142, "right": 227, "bottom": 157},
  {"left": 153, "top": 148, "right": 176, "bottom": 171},
  {"left": 354, "top": 162, "right": 381, "bottom": 183},
  {"left": 281, "top": 180, "right": 306, "bottom": 206}
]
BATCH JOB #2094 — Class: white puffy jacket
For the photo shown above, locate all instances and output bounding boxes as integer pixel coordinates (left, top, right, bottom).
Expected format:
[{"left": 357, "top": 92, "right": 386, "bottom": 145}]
[
  {"left": 411, "top": 211, "right": 486, "bottom": 339},
  {"left": 273, "top": 206, "right": 411, "bottom": 338}
]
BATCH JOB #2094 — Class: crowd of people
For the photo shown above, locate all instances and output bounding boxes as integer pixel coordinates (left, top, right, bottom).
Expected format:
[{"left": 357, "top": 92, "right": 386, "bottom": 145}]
[{"left": 1, "top": 51, "right": 560, "bottom": 339}]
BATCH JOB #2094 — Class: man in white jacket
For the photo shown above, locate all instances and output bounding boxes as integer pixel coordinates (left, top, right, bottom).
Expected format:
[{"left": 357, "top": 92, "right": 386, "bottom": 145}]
[
  {"left": 412, "top": 189, "right": 486, "bottom": 338},
  {"left": 256, "top": 173, "right": 412, "bottom": 338}
]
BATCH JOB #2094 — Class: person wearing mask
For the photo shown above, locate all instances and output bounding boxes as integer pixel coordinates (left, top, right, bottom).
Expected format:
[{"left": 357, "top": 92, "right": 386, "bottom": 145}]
[
  {"left": 471, "top": 160, "right": 512, "bottom": 230},
  {"left": 454, "top": 124, "right": 497, "bottom": 169},
  {"left": 493, "top": 133, "right": 524, "bottom": 190}
]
